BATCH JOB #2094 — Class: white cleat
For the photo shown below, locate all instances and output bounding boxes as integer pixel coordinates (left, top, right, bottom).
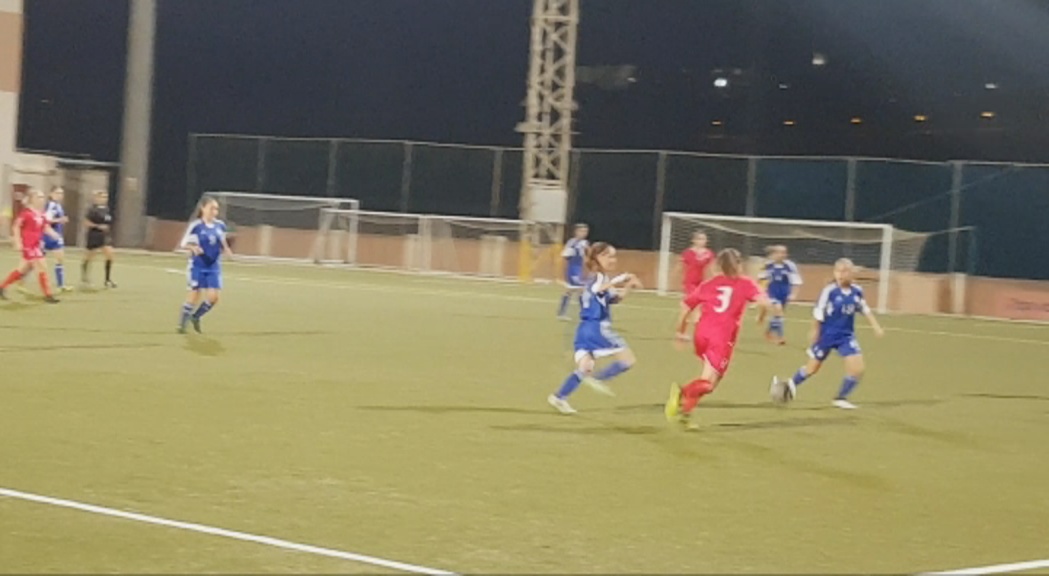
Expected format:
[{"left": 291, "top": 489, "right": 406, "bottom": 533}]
[
  {"left": 583, "top": 377, "right": 616, "bottom": 397},
  {"left": 557, "top": 315, "right": 572, "bottom": 322},
  {"left": 832, "top": 399, "right": 859, "bottom": 410},
  {"left": 785, "top": 378, "right": 797, "bottom": 402},
  {"left": 769, "top": 376, "right": 796, "bottom": 404},
  {"left": 548, "top": 394, "right": 577, "bottom": 414}
]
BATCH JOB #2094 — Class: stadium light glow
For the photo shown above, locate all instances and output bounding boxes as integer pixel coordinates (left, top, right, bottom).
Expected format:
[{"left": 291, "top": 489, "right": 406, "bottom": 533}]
[
  {"left": 914, "top": 114, "right": 928, "bottom": 123},
  {"left": 783, "top": 120, "right": 796, "bottom": 127},
  {"left": 984, "top": 82, "right": 999, "bottom": 90},
  {"left": 711, "top": 120, "right": 724, "bottom": 126},
  {"left": 713, "top": 77, "right": 729, "bottom": 88},
  {"left": 981, "top": 111, "right": 996, "bottom": 119},
  {"left": 851, "top": 117, "right": 863, "bottom": 125}
]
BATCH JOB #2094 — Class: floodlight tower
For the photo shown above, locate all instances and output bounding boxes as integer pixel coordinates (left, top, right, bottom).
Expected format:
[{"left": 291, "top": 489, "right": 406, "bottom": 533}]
[{"left": 516, "top": 0, "right": 579, "bottom": 277}]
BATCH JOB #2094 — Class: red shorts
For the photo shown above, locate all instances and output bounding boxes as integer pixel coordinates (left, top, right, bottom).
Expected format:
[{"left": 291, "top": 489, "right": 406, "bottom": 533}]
[
  {"left": 683, "top": 283, "right": 700, "bottom": 299},
  {"left": 22, "top": 245, "right": 44, "bottom": 262},
  {"left": 693, "top": 332, "right": 735, "bottom": 376}
]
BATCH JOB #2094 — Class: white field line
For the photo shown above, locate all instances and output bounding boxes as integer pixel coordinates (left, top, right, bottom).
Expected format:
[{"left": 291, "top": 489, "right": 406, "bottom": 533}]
[
  {"left": 0, "top": 487, "right": 456, "bottom": 575},
  {"left": 925, "top": 558, "right": 1049, "bottom": 575},
  {"left": 154, "top": 266, "right": 1049, "bottom": 348}
]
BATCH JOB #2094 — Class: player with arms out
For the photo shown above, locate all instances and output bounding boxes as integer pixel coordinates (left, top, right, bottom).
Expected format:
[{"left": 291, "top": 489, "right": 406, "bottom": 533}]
[
  {"left": 557, "top": 223, "right": 590, "bottom": 320},
  {"left": 758, "top": 245, "right": 801, "bottom": 345},
  {"left": 665, "top": 248, "right": 771, "bottom": 429},
  {"left": 0, "top": 189, "right": 62, "bottom": 303},
  {"left": 81, "top": 190, "right": 117, "bottom": 288},
  {"left": 178, "top": 198, "right": 233, "bottom": 334},
  {"left": 548, "top": 242, "right": 641, "bottom": 414},
  {"left": 771, "top": 258, "right": 884, "bottom": 410}
]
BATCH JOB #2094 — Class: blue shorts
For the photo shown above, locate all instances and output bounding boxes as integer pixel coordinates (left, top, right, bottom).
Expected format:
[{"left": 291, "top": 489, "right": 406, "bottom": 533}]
[
  {"left": 573, "top": 321, "right": 627, "bottom": 363},
  {"left": 42, "top": 237, "right": 64, "bottom": 252},
  {"left": 188, "top": 265, "right": 223, "bottom": 290},
  {"left": 768, "top": 286, "right": 791, "bottom": 307},
  {"left": 809, "top": 333, "right": 861, "bottom": 361},
  {"left": 564, "top": 268, "right": 585, "bottom": 288}
]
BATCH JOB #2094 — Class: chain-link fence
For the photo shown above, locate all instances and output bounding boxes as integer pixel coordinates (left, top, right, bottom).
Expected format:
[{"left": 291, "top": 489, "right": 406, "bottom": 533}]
[{"left": 180, "top": 133, "right": 1049, "bottom": 280}]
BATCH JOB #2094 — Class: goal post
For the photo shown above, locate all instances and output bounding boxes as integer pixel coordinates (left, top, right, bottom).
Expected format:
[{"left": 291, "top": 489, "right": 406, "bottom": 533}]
[
  {"left": 657, "top": 211, "right": 933, "bottom": 314},
  {"left": 316, "top": 208, "right": 530, "bottom": 279},
  {"left": 184, "top": 191, "right": 359, "bottom": 262}
]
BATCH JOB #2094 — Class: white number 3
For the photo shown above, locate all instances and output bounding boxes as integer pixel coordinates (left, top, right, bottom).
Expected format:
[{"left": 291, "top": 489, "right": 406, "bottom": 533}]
[{"left": 713, "top": 286, "right": 733, "bottom": 313}]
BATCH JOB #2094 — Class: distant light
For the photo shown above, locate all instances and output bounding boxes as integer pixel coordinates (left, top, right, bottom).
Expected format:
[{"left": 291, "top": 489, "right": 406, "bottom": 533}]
[
  {"left": 914, "top": 114, "right": 928, "bottom": 123},
  {"left": 713, "top": 77, "right": 729, "bottom": 88},
  {"left": 778, "top": 83, "right": 790, "bottom": 90},
  {"left": 850, "top": 117, "right": 863, "bottom": 125},
  {"left": 711, "top": 120, "right": 724, "bottom": 127},
  {"left": 812, "top": 52, "right": 827, "bottom": 67},
  {"left": 783, "top": 120, "right": 797, "bottom": 127},
  {"left": 981, "top": 111, "right": 996, "bottom": 119},
  {"left": 984, "top": 83, "right": 999, "bottom": 90}
]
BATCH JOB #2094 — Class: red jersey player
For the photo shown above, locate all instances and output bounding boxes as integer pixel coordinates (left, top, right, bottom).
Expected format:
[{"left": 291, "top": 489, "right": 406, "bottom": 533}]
[
  {"left": 0, "top": 189, "right": 62, "bottom": 303},
  {"left": 679, "top": 231, "right": 715, "bottom": 295},
  {"left": 665, "top": 248, "right": 770, "bottom": 429}
]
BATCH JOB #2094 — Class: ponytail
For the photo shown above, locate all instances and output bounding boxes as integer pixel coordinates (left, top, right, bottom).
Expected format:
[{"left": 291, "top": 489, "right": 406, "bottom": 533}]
[{"left": 717, "top": 248, "right": 743, "bottom": 277}]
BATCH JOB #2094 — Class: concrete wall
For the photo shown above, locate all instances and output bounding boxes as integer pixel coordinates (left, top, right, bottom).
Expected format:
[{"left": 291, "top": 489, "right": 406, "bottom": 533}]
[{"left": 0, "top": 0, "right": 24, "bottom": 219}]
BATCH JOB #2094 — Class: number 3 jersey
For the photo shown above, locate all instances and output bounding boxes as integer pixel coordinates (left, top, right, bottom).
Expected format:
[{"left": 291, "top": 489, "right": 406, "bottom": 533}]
[
  {"left": 181, "top": 219, "right": 228, "bottom": 269},
  {"left": 684, "top": 275, "right": 761, "bottom": 340}
]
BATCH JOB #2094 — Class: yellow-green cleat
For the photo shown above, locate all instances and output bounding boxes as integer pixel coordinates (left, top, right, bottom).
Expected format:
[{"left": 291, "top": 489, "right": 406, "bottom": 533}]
[{"left": 664, "top": 383, "right": 681, "bottom": 422}]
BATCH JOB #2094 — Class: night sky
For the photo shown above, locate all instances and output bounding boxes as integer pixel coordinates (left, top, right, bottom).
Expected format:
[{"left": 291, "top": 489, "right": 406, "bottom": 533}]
[{"left": 16, "top": 0, "right": 1049, "bottom": 217}]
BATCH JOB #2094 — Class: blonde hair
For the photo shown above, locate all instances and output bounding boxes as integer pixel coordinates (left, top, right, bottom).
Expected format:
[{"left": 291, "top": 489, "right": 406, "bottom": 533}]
[{"left": 717, "top": 248, "right": 743, "bottom": 277}]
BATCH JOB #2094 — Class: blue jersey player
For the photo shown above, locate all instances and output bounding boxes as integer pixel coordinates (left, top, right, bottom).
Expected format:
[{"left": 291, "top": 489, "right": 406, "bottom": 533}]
[
  {"left": 557, "top": 223, "right": 589, "bottom": 320},
  {"left": 43, "top": 187, "right": 71, "bottom": 291},
  {"left": 771, "top": 258, "right": 884, "bottom": 409},
  {"left": 758, "top": 245, "right": 801, "bottom": 345},
  {"left": 548, "top": 242, "right": 641, "bottom": 414},
  {"left": 178, "top": 198, "right": 232, "bottom": 334}
]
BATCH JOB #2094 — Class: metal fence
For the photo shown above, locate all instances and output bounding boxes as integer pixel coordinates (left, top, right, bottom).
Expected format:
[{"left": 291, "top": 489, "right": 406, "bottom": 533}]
[{"left": 181, "top": 133, "right": 1049, "bottom": 280}]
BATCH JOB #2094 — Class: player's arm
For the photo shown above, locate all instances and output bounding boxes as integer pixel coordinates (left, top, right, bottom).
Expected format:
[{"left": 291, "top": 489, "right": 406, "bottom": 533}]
[
  {"left": 219, "top": 224, "right": 234, "bottom": 257},
  {"left": 676, "top": 288, "right": 703, "bottom": 340},
  {"left": 43, "top": 224, "right": 62, "bottom": 242},
  {"left": 179, "top": 225, "right": 203, "bottom": 256},
  {"left": 595, "top": 273, "right": 636, "bottom": 294},
  {"left": 11, "top": 217, "right": 22, "bottom": 251},
  {"left": 787, "top": 261, "right": 803, "bottom": 301},
  {"left": 810, "top": 285, "right": 831, "bottom": 344},
  {"left": 860, "top": 299, "right": 885, "bottom": 337}
]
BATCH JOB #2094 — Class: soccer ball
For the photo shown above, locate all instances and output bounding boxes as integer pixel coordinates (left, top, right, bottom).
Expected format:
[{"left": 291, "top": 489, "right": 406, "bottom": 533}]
[{"left": 769, "top": 376, "right": 794, "bottom": 404}]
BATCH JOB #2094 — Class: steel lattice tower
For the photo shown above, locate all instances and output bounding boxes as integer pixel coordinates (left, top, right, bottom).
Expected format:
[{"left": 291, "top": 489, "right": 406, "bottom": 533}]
[{"left": 517, "top": 0, "right": 579, "bottom": 223}]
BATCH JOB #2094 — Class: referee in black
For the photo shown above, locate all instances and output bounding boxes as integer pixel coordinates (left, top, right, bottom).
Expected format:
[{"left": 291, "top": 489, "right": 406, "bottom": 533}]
[{"left": 81, "top": 189, "right": 116, "bottom": 288}]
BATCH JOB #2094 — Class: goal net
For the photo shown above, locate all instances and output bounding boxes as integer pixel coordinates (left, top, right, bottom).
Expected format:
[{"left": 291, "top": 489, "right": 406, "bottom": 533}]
[
  {"left": 657, "top": 212, "right": 934, "bottom": 313},
  {"left": 186, "top": 192, "right": 359, "bottom": 261},
  {"left": 316, "top": 209, "right": 527, "bottom": 279}
]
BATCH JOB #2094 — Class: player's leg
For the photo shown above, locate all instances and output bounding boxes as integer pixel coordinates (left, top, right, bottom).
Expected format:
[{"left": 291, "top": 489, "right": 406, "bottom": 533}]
[
  {"left": 81, "top": 248, "right": 95, "bottom": 285},
  {"left": 178, "top": 289, "right": 201, "bottom": 333},
  {"left": 51, "top": 246, "right": 69, "bottom": 291},
  {"left": 557, "top": 283, "right": 580, "bottom": 319},
  {"left": 103, "top": 245, "right": 116, "bottom": 288},
  {"left": 779, "top": 349, "right": 825, "bottom": 403},
  {"left": 31, "top": 257, "right": 56, "bottom": 301},
  {"left": 190, "top": 285, "right": 220, "bottom": 333},
  {"left": 677, "top": 359, "right": 723, "bottom": 430},
  {"left": 0, "top": 259, "right": 32, "bottom": 298},
  {"left": 767, "top": 300, "right": 786, "bottom": 344},
  {"left": 834, "top": 349, "right": 866, "bottom": 410},
  {"left": 583, "top": 345, "right": 635, "bottom": 396},
  {"left": 549, "top": 352, "right": 595, "bottom": 414}
]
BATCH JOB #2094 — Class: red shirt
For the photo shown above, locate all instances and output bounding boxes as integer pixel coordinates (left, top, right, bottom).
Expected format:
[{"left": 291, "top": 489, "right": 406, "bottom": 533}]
[
  {"left": 17, "top": 208, "right": 47, "bottom": 247},
  {"left": 685, "top": 275, "right": 761, "bottom": 340},
  {"left": 682, "top": 248, "right": 714, "bottom": 289}
]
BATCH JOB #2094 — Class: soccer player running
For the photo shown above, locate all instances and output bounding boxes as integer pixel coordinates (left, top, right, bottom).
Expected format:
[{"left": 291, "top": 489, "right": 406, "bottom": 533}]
[
  {"left": 771, "top": 258, "right": 884, "bottom": 410},
  {"left": 548, "top": 242, "right": 641, "bottom": 414},
  {"left": 0, "top": 189, "right": 63, "bottom": 303},
  {"left": 677, "top": 231, "right": 715, "bottom": 295},
  {"left": 82, "top": 190, "right": 116, "bottom": 288},
  {"left": 757, "top": 245, "right": 801, "bottom": 345},
  {"left": 178, "top": 198, "right": 232, "bottom": 334},
  {"left": 665, "top": 248, "right": 771, "bottom": 430},
  {"left": 557, "top": 223, "right": 590, "bottom": 320},
  {"left": 42, "top": 186, "right": 72, "bottom": 292}
]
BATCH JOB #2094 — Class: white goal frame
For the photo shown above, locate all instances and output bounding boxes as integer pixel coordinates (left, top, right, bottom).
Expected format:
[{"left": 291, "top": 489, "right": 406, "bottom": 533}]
[{"left": 658, "top": 211, "right": 895, "bottom": 314}]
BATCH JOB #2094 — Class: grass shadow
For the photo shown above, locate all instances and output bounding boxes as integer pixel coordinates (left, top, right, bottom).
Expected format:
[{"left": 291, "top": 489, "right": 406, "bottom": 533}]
[
  {"left": 184, "top": 335, "right": 226, "bottom": 357},
  {"left": 359, "top": 405, "right": 551, "bottom": 416}
]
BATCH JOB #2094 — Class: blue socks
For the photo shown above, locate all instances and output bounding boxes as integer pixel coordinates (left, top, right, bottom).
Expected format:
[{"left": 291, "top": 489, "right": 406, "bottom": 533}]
[
  {"left": 556, "top": 372, "right": 583, "bottom": 399},
  {"left": 837, "top": 376, "right": 860, "bottom": 399},
  {"left": 596, "top": 361, "right": 631, "bottom": 381},
  {"left": 768, "top": 316, "right": 784, "bottom": 338},
  {"left": 557, "top": 292, "right": 571, "bottom": 317},
  {"left": 790, "top": 367, "right": 809, "bottom": 387},
  {"left": 193, "top": 301, "right": 213, "bottom": 319},
  {"left": 54, "top": 264, "right": 64, "bottom": 288}
]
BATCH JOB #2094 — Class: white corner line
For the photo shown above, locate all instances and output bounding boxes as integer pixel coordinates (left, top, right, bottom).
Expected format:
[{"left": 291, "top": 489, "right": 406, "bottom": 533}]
[
  {"left": 923, "top": 558, "right": 1049, "bottom": 575},
  {"left": 0, "top": 487, "right": 456, "bottom": 575}
]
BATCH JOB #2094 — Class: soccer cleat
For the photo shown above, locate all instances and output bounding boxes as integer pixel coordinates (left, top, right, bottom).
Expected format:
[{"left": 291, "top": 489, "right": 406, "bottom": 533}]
[
  {"left": 583, "top": 377, "right": 615, "bottom": 397},
  {"left": 177, "top": 325, "right": 187, "bottom": 334},
  {"left": 43, "top": 295, "right": 59, "bottom": 304},
  {"left": 548, "top": 394, "right": 577, "bottom": 415},
  {"left": 557, "top": 315, "right": 571, "bottom": 322},
  {"left": 105, "top": 280, "right": 117, "bottom": 289},
  {"left": 678, "top": 412, "right": 700, "bottom": 431},
  {"left": 60, "top": 285, "right": 75, "bottom": 292},
  {"left": 832, "top": 399, "right": 858, "bottom": 410},
  {"left": 191, "top": 316, "right": 202, "bottom": 334},
  {"left": 664, "top": 383, "right": 681, "bottom": 422}
]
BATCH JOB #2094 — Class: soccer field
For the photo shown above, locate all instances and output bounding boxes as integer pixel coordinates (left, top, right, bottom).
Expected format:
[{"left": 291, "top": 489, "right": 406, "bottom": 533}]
[{"left": 1, "top": 250, "right": 1047, "bottom": 574}]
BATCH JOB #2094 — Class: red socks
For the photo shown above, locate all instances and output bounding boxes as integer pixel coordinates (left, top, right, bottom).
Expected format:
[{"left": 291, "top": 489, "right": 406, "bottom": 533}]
[
  {"left": 1, "top": 270, "right": 23, "bottom": 289},
  {"left": 680, "top": 379, "right": 715, "bottom": 414},
  {"left": 37, "top": 272, "right": 51, "bottom": 297}
]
